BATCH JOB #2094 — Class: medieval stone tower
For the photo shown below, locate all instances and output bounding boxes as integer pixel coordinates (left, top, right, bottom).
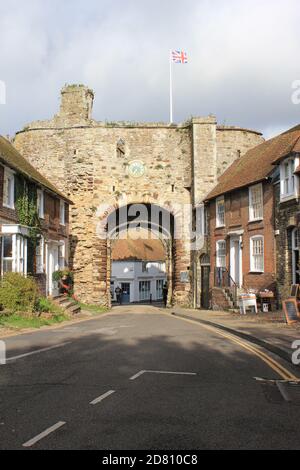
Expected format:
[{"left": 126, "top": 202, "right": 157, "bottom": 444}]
[{"left": 14, "top": 85, "right": 263, "bottom": 306}]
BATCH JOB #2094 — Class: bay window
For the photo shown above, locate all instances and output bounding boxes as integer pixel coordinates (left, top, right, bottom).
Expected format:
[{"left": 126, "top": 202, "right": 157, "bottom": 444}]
[
  {"left": 1, "top": 234, "right": 27, "bottom": 275},
  {"left": 250, "top": 236, "right": 264, "bottom": 272},
  {"left": 249, "top": 183, "right": 263, "bottom": 221}
]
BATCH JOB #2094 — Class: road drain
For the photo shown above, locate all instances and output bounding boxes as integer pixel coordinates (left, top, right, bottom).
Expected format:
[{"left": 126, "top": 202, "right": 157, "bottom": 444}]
[{"left": 255, "top": 378, "right": 300, "bottom": 405}]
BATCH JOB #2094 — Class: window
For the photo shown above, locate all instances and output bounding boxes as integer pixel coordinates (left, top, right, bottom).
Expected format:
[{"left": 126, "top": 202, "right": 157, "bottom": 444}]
[
  {"left": 139, "top": 281, "right": 151, "bottom": 301},
  {"left": 37, "top": 189, "right": 45, "bottom": 219},
  {"left": 292, "top": 228, "right": 300, "bottom": 284},
  {"left": 197, "top": 204, "right": 207, "bottom": 236},
  {"left": 280, "top": 157, "right": 297, "bottom": 200},
  {"left": 3, "top": 168, "right": 15, "bottom": 209},
  {"left": 216, "top": 240, "right": 226, "bottom": 268},
  {"left": 2, "top": 236, "right": 13, "bottom": 273},
  {"left": 250, "top": 236, "right": 264, "bottom": 272},
  {"left": 216, "top": 197, "right": 225, "bottom": 227},
  {"left": 58, "top": 243, "right": 66, "bottom": 269},
  {"left": 156, "top": 280, "right": 164, "bottom": 299},
  {"left": 249, "top": 183, "right": 263, "bottom": 221},
  {"left": 142, "top": 261, "right": 148, "bottom": 273},
  {"left": 59, "top": 200, "right": 65, "bottom": 225},
  {"left": 1, "top": 234, "right": 27, "bottom": 275},
  {"left": 36, "top": 237, "right": 44, "bottom": 274}
]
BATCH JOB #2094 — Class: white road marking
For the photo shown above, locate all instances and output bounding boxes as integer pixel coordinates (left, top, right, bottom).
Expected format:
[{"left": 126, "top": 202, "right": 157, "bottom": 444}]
[
  {"left": 276, "top": 381, "right": 291, "bottom": 402},
  {"left": 90, "top": 390, "right": 116, "bottom": 405},
  {"left": 23, "top": 421, "right": 66, "bottom": 448},
  {"left": 7, "top": 342, "right": 71, "bottom": 362},
  {"left": 130, "top": 370, "right": 197, "bottom": 381},
  {"left": 130, "top": 370, "right": 147, "bottom": 381}
]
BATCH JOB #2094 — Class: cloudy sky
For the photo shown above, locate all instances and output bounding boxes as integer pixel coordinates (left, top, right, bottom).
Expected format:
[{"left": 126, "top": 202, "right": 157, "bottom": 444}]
[{"left": 0, "top": 0, "right": 300, "bottom": 138}]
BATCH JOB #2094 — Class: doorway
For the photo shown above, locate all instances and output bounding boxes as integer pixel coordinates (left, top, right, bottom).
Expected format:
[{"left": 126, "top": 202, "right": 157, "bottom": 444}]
[
  {"left": 201, "top": 265, "right": 210, "bottom": 309},
  {"left": 46, "top": 242, "right": 59, "bottom": 297},
  {"left": 230, "top": 236, "right": 242, "bottom": 287},
  {"left": 121, "top": 283, "right": 131, "bottom": 304}
]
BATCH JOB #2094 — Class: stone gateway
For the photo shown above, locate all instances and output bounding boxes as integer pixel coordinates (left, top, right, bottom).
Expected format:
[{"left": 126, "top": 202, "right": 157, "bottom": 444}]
[{"left": 14, "top": 85, "right": 263, "bottom": 307}]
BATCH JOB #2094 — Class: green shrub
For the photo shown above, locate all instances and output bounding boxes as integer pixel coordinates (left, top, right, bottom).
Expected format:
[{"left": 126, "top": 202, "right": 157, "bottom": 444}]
[
  {"left": 35, "top": 296, "right": 64, "bottom": 315},
  {"left": 0, "top": 273, "right": 39, "bottom": 314}
]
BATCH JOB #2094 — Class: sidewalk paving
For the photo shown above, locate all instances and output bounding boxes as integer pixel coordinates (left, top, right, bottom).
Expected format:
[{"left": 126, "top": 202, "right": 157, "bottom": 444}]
[{"left": 171, "top": 307, "right": 300, "bottom": 367}]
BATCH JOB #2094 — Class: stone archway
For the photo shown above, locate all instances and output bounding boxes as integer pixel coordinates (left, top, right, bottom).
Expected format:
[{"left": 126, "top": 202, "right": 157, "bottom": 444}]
[{"left": 103, "top": 202, "right": 186, "bottom": 308}]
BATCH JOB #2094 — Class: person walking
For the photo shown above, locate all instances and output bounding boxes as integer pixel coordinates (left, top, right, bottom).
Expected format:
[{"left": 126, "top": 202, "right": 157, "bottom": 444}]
[
  {"left": 115, "top": 286, "right": 122, "bottom": 305},
  {"left": 162, "top": 282, "right": 168, "bottom": 308}
]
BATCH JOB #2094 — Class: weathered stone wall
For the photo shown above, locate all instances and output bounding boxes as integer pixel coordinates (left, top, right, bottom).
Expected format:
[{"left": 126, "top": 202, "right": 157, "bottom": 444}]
[
  {"left": 216, "top": 126, "right": 264, "bottom": 177},
  {"left": 14, "top": 84, "right": 263, "bottom": 307}
]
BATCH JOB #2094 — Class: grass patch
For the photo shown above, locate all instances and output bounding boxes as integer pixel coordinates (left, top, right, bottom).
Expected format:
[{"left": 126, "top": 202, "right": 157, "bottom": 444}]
[
  {"left": 79, "top": 303, "right": 109, "bottom": 315},
  {"left": 0, "top": 313, "right": 69, "bottom": 330}
]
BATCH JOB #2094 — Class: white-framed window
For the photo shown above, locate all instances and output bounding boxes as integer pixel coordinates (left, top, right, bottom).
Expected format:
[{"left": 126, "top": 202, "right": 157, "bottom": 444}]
[
  {"left": 216, "top": 196, "right": 225, "bottom": 227},
  {"left": 59, "top": 199, "right": 65, "bottom": 226},
  {"left": 2, "top": 235, "right": 13, "bottom": 273},
  {"left": 3, "top": 167, "right": 15, "bottom": 209},
  {"left": 249, "top": 183, "right": 263, "bottom": 221},
  {"left": 1, "top": 234, "right": 27, "bottom": 275},
  {"left": 156, "top": 279, "right": 164, "bottom": 299},
  {"left": 280, "top": 157, "right": 298, "bottom": 200},
  {"left": 58, "top": 242, "right": 66, "bottom": 269},
  {"left": 139, "top": 280, "right": 151, "bottom": 301},
  {"left": 216, "top": 240, "right": 226, "bottom": 268},
  {"left": 36, "top": 236, "right": 44, "bottom": 274},
  {"left": 37, "top": 189, "right": 45, "bottom": 219},
  {"left": 142, "top": 261, "right": 148, "bottom": 273},
  {"left": 250, "top": 236, "right": 264, "bottom": 272}
]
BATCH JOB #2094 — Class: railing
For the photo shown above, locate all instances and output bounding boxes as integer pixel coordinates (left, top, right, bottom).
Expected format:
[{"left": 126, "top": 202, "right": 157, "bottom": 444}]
[{"left": 214, "top": 267, "right": 238, "bottom": 307}]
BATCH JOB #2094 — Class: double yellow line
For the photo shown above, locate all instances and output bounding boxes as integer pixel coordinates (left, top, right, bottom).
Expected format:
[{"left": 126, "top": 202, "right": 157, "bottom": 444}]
[{"left": 165, "top": 313, "right": 299, "bottom": 381}]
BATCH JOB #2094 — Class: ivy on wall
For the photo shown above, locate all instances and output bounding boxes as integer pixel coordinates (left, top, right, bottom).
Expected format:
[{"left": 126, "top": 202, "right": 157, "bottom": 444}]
[{"left": 15, "top": 175, "right": 41, "bottom": 274}]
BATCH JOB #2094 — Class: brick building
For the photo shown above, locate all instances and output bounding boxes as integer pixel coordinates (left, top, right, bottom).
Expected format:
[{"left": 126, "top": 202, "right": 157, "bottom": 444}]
[
  {"left": 0, "top": 135, "right": 71, "bottom": 296},
  {"left": 203, "top": 124, "right": 300, "bottom": 310}
]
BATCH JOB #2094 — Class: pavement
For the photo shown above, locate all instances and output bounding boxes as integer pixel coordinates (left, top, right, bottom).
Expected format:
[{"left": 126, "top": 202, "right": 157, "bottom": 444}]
[
  {"left": 0, "top": 305, "right": 300, "bottom": 450},
  {"left": 171, "top": 307, "right": 300, "bottom": 367}
]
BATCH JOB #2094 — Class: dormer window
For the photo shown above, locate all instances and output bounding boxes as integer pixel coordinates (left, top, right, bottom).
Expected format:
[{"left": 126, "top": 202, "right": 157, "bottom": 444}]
[{"left": 280, "top": 156, "right": 299, "bottom": 201}]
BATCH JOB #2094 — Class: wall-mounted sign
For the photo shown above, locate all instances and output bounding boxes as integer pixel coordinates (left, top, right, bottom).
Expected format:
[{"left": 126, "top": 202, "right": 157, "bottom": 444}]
[{"left": 128, "top": 160, "right": 146, "bottom": 178}]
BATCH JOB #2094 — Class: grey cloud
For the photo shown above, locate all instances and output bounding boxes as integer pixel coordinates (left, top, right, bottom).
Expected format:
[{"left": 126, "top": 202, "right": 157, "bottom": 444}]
[{"left": 0, "top": 0, "right": 300, "bottom": 139}]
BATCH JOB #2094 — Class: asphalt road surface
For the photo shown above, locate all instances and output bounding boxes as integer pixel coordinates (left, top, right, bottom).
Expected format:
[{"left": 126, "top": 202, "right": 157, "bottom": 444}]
[{"left": 0, "top": 305, "right": 300, "bottom": 450}]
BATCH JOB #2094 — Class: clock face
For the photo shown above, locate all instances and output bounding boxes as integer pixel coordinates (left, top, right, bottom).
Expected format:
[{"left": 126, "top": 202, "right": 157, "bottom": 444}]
[{"left": 128, "top": 160, "right": 146, "bottom": 178}]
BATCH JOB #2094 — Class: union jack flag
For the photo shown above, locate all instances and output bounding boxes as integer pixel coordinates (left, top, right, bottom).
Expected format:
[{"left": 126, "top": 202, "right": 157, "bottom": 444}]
[{"left": 171, "top": 50, "right": 188, "bottom": 64}]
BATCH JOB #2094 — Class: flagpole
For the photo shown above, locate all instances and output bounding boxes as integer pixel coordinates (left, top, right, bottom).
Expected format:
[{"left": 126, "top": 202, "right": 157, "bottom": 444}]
[{"left": 169, "top": 50, "right": 173, "bottom": 124}]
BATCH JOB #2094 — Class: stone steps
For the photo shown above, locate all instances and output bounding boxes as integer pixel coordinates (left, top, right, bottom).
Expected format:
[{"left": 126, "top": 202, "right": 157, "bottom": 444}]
[{"left": 52, "top": 294, "right": 81, "bottom": 315}]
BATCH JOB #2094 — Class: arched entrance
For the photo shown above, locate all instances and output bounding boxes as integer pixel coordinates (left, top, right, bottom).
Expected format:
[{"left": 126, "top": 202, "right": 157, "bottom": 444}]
[{"left": 105, "top": 203, "right": 175, "bottom": 307}]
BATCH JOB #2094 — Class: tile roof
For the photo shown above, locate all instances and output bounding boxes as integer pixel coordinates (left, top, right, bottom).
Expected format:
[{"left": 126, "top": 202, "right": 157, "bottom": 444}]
[
  {"left": 112, "top": 239, "right": 165, "bottom": 262},
  {"left": 205, "top": 124, "right": 300, "bottom": 201},
  {"left": 0, "top": 136, "right": 72, "bottom": 203}
]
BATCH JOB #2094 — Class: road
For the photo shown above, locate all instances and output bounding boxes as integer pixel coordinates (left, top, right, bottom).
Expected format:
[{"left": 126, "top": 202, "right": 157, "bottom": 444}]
[{"left": 0, "top": 305, "right": 299, "bottom": 450}]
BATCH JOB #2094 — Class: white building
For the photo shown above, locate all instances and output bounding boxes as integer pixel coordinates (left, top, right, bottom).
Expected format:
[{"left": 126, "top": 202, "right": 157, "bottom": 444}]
[{"left": 111, "top": 239, "right": 167, "bottom": 304}]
